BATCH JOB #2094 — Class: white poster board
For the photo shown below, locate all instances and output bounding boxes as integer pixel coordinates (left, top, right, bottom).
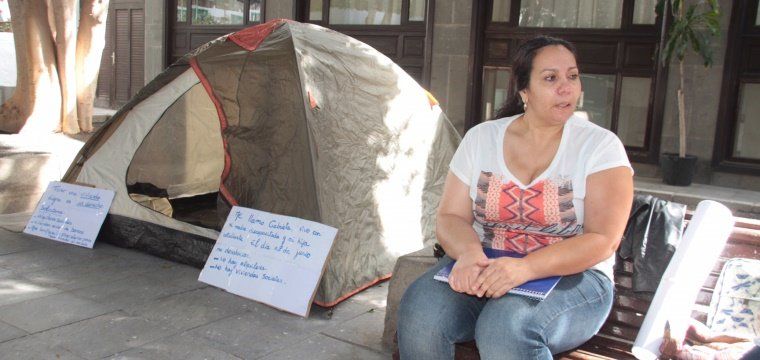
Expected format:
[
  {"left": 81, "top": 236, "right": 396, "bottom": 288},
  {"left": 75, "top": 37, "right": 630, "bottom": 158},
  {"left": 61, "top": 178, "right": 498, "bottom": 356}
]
[
  {"left": 23, "top": 181, "right": 115, "bottom": 248},
  {"left": 198, "top": 206, "right": 338, "bottom": 317},
  {"left": 632, "top": 200, "right": 735, "bottom": 360}
]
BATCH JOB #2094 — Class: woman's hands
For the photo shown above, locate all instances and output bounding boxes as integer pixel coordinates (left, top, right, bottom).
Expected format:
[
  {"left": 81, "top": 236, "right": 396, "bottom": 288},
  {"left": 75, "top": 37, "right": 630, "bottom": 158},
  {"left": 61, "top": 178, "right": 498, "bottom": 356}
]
[
  {"left": 473, "top": 256, "right": 534, "bottom": 298},
  {"left": 448, "top": 249, "right": 488, "bottom": 295},
  {"left": 450, "top": 253, "right": 535, "bottom": 299}
]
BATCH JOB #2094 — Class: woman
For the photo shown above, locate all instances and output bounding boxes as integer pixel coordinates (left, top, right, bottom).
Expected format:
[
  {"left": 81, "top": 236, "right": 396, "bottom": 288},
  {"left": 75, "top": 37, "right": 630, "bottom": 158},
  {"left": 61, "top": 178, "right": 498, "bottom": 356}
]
[{"left": 397, "top": 36, "right": 634, "bottom": 359}]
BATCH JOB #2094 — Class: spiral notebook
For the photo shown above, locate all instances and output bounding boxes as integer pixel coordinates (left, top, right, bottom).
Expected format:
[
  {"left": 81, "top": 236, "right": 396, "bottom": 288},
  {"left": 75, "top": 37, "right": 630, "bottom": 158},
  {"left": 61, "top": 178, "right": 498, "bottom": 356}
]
[{"left": 433, "top": 247, "right": 562, "bottom": 301}]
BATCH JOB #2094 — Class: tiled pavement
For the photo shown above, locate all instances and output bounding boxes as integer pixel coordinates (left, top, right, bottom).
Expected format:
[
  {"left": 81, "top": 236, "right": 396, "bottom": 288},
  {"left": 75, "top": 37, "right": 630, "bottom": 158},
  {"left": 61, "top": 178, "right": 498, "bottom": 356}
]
[{"left": 0, "top": 227, "right": 391, "bottom": 360}]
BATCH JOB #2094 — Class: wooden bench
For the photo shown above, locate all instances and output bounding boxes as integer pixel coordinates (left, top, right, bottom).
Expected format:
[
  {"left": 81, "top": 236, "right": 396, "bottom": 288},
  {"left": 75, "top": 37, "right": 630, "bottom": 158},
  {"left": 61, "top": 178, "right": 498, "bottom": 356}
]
[{"left": 385, "top": 214, "right": 760, "bottom": 359}]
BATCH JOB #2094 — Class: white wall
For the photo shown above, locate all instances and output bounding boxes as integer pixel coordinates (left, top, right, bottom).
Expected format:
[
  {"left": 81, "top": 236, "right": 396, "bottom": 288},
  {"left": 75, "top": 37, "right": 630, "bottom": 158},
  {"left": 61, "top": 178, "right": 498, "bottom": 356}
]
[{"left": 0, "top": 31, "right": 15, "bottom": 103}]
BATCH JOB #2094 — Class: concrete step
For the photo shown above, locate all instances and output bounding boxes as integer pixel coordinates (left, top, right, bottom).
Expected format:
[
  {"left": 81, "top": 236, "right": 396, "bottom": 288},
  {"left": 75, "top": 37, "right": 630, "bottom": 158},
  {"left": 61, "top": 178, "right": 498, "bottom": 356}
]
[
  {"left": 93, "top": 107, "right": 117, "bottom": 123},
  {"left": 0, "top": 134, "right": 86, "bottom": 215},
  {"left": 634, "top": 176, "right": 760, "bottom": 219}
]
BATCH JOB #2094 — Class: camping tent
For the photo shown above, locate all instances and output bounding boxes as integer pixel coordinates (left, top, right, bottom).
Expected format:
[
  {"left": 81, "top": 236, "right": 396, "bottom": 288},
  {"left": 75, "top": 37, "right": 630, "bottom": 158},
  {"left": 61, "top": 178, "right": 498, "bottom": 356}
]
[{"left": 63, "top": 19, "right": 460, "bottom": 306}]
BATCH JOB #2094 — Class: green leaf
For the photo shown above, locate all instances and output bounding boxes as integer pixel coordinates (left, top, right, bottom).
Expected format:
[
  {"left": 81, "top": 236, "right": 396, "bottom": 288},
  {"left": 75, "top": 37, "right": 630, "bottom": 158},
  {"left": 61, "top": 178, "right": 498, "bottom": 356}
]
[
  {"left": 659, "top": 0, "right": 720, "bottom": 68},
  {"left": 685, "top": 4, "right": 697, "bottom": 20}
]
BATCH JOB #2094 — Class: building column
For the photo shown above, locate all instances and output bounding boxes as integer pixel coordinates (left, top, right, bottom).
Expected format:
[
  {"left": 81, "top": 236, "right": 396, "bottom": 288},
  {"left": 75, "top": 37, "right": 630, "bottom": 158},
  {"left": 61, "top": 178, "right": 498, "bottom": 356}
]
[
  {"left": 144, "top": 0, "right": 166, "bottom": 85},
  {"left": 429, "top": 0, "right": 472, "bottom": 135},
  {"left": 266, "top": 0, "right": 295, "bottom": 20}
]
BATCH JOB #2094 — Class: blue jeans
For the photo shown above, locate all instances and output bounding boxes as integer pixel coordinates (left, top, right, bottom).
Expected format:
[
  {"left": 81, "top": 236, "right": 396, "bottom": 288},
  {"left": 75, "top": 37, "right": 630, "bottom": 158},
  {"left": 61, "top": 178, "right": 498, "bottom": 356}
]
[{"left": 397, "top": 256, "right": 614, "bottom": 360}]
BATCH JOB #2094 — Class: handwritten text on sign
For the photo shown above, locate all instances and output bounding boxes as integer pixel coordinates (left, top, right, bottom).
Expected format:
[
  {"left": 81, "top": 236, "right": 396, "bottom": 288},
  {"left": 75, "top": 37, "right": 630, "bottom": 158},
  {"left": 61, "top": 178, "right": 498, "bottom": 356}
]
[
  {"left": 198, "top": 206, "right": 337, "bottom": 317},
  {"left": 24, "top": 181, "right": 115, "bottom": 248}
]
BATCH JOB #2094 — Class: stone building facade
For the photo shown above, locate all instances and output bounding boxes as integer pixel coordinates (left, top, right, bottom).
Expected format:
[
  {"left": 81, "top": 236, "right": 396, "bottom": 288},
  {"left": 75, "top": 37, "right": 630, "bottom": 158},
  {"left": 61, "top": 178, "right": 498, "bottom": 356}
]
[{"left": 38, "top": 0, "right": 760, "bottom": 189}]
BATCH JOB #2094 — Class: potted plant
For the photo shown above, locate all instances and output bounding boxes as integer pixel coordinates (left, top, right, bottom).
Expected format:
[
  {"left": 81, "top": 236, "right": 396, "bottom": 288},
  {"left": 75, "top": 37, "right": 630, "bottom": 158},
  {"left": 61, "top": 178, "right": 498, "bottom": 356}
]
[{"left": 656, "top": 0, "right": 720, "bottom": 186}]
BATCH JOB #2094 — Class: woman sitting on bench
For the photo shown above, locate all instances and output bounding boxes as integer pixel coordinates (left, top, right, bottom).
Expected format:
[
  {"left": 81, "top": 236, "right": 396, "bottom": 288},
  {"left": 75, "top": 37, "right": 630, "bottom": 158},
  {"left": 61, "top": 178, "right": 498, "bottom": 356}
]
[{"left": 397, "top": 36, "right": 634, "bottom": 360}]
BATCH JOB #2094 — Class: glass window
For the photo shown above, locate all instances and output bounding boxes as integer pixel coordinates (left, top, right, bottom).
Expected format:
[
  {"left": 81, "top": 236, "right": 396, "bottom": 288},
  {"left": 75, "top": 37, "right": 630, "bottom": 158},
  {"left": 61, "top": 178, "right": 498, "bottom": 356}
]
[
  {"left": 578, "top": 74, "right": 615, "bottom": 129},
  {"left": 192, "top": 0, "right": 245, "bottom": 25},
  {"left": 519, "top": 0, "right": 623, "bottom": 29},
  {"left": 329, "top": 0, "right": 402, "bottom": 25},
  {"left": 249, "top": 0, "right": 262, "bottom": 22},
  {"left": 481, "top": 67, "right": 511, "bottom": 121},
  {"left": 177, "top": 0, "right": 188, "bottom": 22},
  {"left": 633, "top": 0, "right": 656, "bottom": 25},
  {"left": 310, "top": 0, "right": 323, "bottom": 21},
  {"left": 492, "top": 0, "right": 511, "bottom": 22},
  {"left": 617, "top": 77, "right": 651, "bottom": 147},
  {"left": 476, "top": 0, "right": 665, "bottom": 161},
  {"left": 715, "top": 1, "right": 760, "bottom": 170},
  {"left": 409, "top": 0, "right": 426, "bottom": 21},
  {"left": 733, "top": 83, "right": 760, "bottom": 159}
]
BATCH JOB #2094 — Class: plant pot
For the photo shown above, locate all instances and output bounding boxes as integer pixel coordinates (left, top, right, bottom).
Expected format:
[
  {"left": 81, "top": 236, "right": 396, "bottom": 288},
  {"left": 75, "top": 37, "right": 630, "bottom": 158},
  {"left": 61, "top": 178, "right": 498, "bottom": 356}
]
[{"left": 660, "top": 153, "right": 698, "bottom": 186}]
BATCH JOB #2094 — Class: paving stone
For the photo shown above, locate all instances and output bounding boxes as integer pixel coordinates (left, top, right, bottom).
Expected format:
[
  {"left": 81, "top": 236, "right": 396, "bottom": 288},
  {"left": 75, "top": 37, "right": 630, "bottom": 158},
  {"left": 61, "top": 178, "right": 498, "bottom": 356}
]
[
  {"left": 321, "top": 309, "right": 389, "bottom": 354},
  {"left": 139, "top": 262, "right": 208, "bottom": 292},
  {"left": 0, "top": 320, "right": 26, "bottom": 343},
  {"left": 42, "top": 311, "right": 175, "bottom": 360},
  {"left": 0, "top": 271, "right": 63, "bottom": 307},
  {"left": 258, "top": 334, "right": 387, "bottom": 360},
  {"left": 95, "top": 244, "right": 179, "bottom": 270},
  {"left": 0, "top": 245, "right": 114, "bottom": 274},
  {"left": 124, "top": 287, "right": 252, "bottom": 332},
  {"left": 19, "top": 255, "right": 156, "bottom": 291},
  {"left": 70, "top": 274, "right": 187, "bottom": 310},
  {"left": 0, "top": 292, "right": 112, "bottom": 333},
  {"left": 106, "top": 331, "right": 242, "bottom": 360},
  {"left": 307, "top": 283, "right": 390, "bottom": 323},
  {"left": 0, "top": 333, "right": 85, "bottom": 360},
  {"left": 186, "top": 302, "right": 366, "bottom": 359},
  {"left": 342, "top": 281, "right": 389, "bottom": 309},
  {"left": 58, "top": 242, "right": 125, "bottom": 261},
  {"left": 0, "top": 233, "right": 42, "bottom": 255}
]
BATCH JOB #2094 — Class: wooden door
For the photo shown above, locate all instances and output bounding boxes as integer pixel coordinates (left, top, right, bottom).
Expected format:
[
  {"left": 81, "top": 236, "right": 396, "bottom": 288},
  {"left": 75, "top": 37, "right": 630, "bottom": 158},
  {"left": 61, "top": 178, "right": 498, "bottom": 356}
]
[{"left": 96, "top": 0, "right": 145, "bottom": 108}]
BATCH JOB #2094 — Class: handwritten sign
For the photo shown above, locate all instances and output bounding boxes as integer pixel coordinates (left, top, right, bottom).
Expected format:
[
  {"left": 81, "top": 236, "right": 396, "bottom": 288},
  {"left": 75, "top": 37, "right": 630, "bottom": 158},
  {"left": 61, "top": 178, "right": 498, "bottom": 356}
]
[
  {"left": 23, "top": 181, "right": 115, "bottom": 248},
  {"left": 198, "top": 206, "right": 338, "bottom": 317}
]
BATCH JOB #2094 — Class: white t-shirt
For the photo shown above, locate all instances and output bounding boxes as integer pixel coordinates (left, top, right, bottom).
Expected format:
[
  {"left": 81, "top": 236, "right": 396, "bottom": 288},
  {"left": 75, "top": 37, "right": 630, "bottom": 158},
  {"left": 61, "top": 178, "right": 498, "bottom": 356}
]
[{"left": 449, "top": 113, "right": 633, "bottom": 281}]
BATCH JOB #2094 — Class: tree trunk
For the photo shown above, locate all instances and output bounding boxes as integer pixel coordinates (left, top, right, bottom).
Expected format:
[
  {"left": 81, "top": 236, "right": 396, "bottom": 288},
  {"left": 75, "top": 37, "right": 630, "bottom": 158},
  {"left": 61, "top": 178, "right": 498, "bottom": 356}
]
[
  {"left": 0, "top": 0, "right": 61, "bottom": 134},
  {"left": 677, "top": 2, "right": 687, "bottom": 159},
  {"left": 678, "top": 61, "right": 687, "bottom": 158},
  {"left": 51, "top": 0, "right": 80, "bottom": 134},
  {"left": 76, "top": 0, "right": 110, "bottom": 133},
  {"left": 0, "top": 0, "right": 110, "bottom": 135}
]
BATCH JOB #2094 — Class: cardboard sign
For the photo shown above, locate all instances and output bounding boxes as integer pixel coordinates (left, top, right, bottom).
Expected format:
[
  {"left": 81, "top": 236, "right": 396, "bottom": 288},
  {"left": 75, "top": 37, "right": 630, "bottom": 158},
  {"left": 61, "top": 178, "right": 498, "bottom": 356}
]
[
  {"left": 24, "top": 181, "right": 115, "bottom": 248},
  {"left": 198, "top": 206, "right": 337, "bottom": 317}
]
